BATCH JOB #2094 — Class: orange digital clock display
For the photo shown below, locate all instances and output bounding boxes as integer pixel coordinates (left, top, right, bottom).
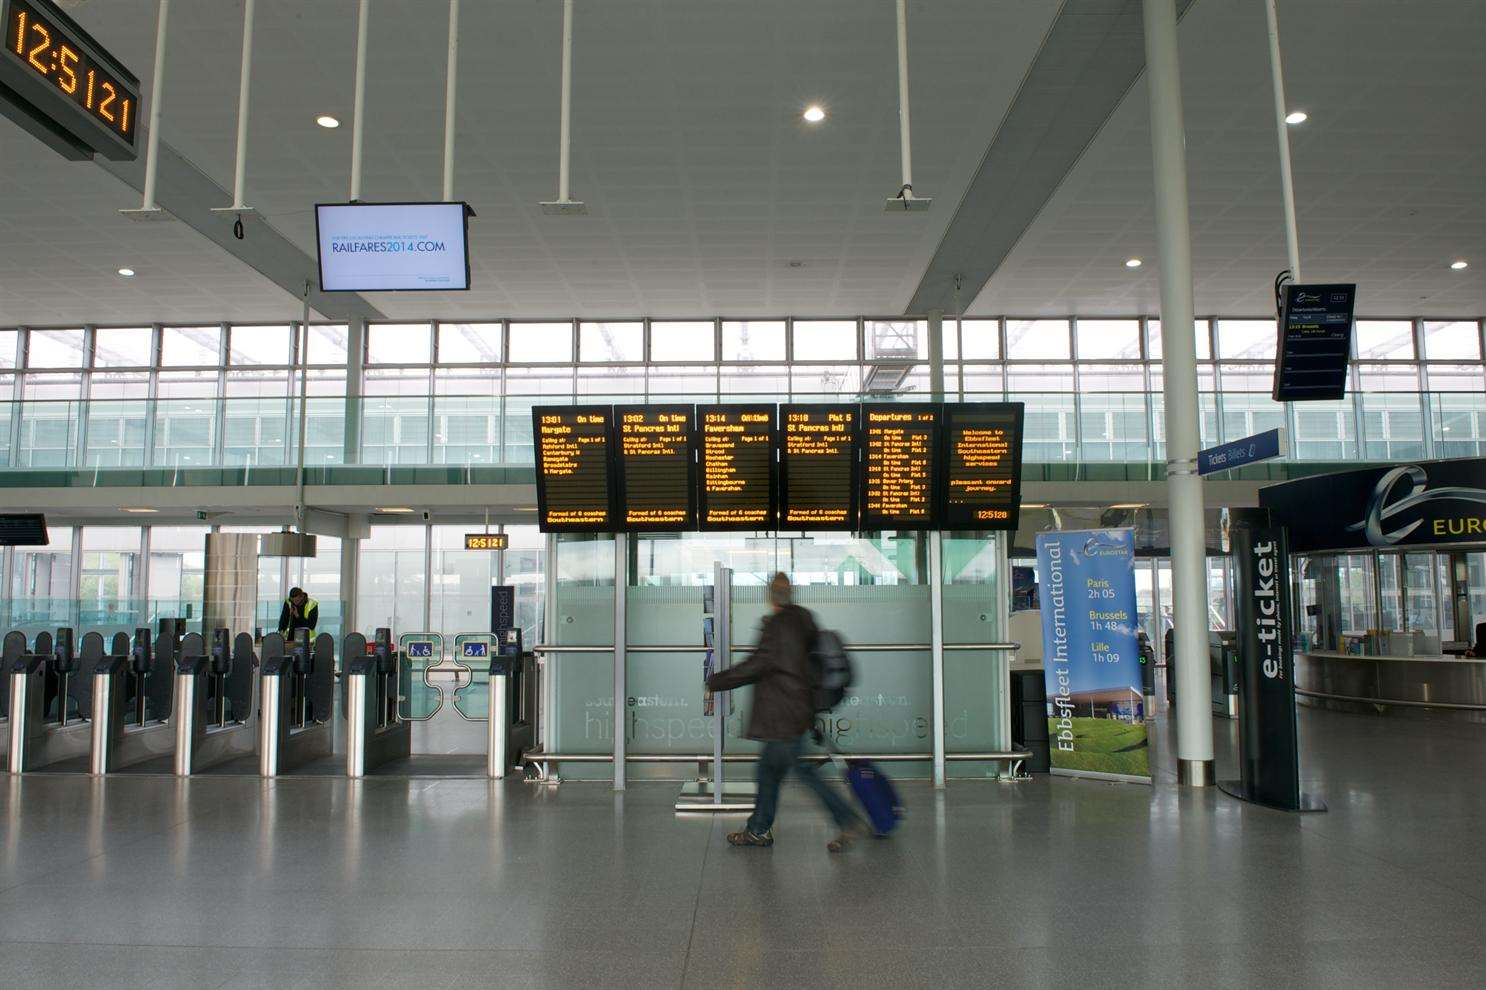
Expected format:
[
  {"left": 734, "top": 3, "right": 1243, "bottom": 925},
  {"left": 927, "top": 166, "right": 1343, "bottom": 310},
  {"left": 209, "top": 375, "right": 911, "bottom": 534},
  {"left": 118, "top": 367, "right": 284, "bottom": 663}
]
[
  {"left": 463, "top": 534, "right": 509, "bottom": 551},
  {"left": 5, "top": 0, "right": 138, "bottom": 149}
]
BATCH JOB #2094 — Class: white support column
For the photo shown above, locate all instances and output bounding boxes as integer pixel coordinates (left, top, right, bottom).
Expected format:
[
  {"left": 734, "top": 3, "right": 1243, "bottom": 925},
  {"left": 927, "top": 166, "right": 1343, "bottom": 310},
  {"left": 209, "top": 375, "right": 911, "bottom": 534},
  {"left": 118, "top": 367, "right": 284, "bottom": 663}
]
[
  {"left": 927, "top": 310, "right": 945, "bottom": 402},
  {"left": 349, "top": 0, "right": 370, "bottom": 202},
  {"left": 1142, "top": 0, "right": 1214, "bottom": 786},
  {"left": 441, "top": 0, "right": 461, "bottom": 203},
  {"left": 612, "top": 533, "right": 627, "bottom": 791},
  {"left": 929, "top": 531, "right": 946, "bottom": 789},
  {"left": 1263, "top": 0, "right": 1301, "bottom": 281}
]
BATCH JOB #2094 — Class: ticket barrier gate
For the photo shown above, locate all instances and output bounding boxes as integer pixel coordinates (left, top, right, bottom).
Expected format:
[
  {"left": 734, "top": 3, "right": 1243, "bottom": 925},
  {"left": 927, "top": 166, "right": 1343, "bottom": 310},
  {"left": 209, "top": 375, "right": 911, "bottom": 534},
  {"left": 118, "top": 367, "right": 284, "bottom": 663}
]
[
  {"left": 90, "top": 626, "right": 179, "bottom": 774},
  {"left": 8, "top": 629, "right": 95, "bottom": 773},
  {"left": 258, "top": 630, "right": 335, "bottom": 777},
  {"left": 173, "top": 630, "right": 257, "bottom": 775},
  {"left": 487, "top": 628, "right": 525, "bottom": 780},
  {"left": 346, "top": 628, "right": 411, "bottom": 778}
]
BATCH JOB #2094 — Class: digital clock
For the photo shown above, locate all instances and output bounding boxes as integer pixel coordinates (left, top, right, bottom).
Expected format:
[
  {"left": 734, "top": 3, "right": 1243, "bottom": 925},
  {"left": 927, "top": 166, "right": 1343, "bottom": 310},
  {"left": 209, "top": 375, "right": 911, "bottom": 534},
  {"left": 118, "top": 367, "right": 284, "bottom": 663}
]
[
  {"left": 464, "top": 533, "right": 509, "bottom": 551},
  {"left": 1, "top": 0, "right": 139, "bottom": 160}
]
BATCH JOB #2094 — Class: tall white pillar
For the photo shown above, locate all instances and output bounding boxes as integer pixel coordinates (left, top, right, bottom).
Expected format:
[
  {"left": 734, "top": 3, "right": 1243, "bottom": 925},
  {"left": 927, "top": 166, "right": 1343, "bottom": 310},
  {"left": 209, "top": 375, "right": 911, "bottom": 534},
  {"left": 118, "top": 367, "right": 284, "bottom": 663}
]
[{"left": 1142, "top": 0, "right": 1213, "bottom": 785}]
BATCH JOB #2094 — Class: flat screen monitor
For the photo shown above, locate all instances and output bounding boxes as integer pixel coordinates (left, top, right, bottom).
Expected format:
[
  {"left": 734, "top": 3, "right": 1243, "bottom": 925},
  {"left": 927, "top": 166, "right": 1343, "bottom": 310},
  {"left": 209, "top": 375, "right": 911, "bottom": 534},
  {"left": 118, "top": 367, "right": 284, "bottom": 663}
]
[
  {"left": 532, "top": 406, "right": 617, "bottom": 533},
  {"left": 697, "top": 404, "right": 777, "bottom": 531},
  {"left": 1273, "top": 283, "right": 1356, "bottom": 401},
  {"left": 315, "top": 201, "right": 471, "bottom": 292},
  {"left": 860, "top": 403, "right": 940, "bottom": 531},
  {"left": 615, "top": 404, "right": 696, "bottom": 531},
  {"left": 779, "top": 404, "right": 859, "bottom": 531},
  {"left": 0, "top": 512, "right": 48, "bottom": 546},
  {"left": 940, "top": 402, "right": 1025, "bottom": 532}
]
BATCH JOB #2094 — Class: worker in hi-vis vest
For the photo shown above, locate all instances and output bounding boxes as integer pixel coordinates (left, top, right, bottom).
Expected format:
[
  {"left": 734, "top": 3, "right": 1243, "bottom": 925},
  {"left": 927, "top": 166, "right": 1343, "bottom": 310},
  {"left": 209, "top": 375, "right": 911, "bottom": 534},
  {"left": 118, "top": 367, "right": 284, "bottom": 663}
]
[{"left": 278, "top": 587, "right": 319, "bottom": 638}]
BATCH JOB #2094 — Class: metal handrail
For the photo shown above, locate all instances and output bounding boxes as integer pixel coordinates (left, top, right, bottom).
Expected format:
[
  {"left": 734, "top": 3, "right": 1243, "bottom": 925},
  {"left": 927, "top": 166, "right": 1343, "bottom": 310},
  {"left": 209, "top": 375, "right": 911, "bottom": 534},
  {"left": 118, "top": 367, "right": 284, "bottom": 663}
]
[
  {"left": 1296, "top": 688, "right": 1486, "bottom": 712},
  {"left": 533, "top": 642, "right": 1019, "bottom": 655},
  {"left": 521, "top": 748, "right": 1032, "bottom": 765}
]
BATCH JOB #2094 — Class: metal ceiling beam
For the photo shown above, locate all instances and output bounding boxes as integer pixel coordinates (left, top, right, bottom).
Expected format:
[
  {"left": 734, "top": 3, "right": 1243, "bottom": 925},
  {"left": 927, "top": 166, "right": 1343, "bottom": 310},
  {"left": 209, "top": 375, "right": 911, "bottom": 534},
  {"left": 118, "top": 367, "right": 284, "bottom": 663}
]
[
  {"left": 907, "top": 0, "right": 1199, "bottom": 315},
  {"left": 96, "top": 137, "right": 383, "bottom": 323}
]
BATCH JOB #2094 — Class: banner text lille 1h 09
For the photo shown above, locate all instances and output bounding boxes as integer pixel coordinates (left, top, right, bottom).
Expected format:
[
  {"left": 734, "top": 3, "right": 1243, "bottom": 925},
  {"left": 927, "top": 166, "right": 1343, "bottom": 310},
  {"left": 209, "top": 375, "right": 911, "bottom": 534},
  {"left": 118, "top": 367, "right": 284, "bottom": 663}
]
[{"left": 1035, "top": 528, "right": 1150, "bottom": 783}]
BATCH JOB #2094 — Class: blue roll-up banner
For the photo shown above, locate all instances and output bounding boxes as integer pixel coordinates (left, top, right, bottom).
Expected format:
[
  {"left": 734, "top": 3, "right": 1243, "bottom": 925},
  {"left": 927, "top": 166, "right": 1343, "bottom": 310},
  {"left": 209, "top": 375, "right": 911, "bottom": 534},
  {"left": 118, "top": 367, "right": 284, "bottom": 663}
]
[{"left": 1035, "top": 528, "right": 1150, "bottom": 783}]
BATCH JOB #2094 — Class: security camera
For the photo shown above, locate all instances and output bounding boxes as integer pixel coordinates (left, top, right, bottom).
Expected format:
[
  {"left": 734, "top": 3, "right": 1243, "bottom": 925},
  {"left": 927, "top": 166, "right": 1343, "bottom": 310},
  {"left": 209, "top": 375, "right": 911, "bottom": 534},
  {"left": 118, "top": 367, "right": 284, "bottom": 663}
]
[{"left": 422, "top": 511, "right": 432, "bottom": 522}]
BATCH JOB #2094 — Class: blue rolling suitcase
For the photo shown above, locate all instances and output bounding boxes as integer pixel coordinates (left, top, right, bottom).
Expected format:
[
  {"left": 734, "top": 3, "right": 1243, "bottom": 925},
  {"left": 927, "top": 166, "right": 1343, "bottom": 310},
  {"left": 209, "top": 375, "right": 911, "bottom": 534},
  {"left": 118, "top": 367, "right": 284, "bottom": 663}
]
[{"left": 844, "top": 759, "right": 905, "bottom": 836}]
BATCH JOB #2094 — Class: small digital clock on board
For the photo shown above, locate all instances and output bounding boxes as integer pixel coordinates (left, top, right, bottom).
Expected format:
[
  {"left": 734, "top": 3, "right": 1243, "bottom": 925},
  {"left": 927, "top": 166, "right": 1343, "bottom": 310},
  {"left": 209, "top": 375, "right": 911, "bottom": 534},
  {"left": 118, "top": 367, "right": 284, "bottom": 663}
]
[
  {"left": 2, "top": 0, "right": 140, "bottom": 160},
  {"left": 464, "top": 533, "right": 510, "bottom": 551}
]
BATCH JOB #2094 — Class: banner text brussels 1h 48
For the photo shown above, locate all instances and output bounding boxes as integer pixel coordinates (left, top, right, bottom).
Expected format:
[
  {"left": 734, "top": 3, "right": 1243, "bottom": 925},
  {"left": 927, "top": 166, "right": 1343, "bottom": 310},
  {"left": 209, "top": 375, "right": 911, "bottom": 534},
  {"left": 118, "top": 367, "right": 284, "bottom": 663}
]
[{"left": 1035, "top": 528, "right": 1150, "bottom": 783}]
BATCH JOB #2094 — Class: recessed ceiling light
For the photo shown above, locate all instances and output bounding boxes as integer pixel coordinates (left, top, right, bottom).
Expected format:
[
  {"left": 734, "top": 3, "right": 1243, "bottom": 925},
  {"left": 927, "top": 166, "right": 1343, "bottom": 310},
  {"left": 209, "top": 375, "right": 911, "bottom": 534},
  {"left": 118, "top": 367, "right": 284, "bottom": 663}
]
[
  {"left": 315, "top": 114, "right": 340, "bottom": 129},
  {"left": 1285, "top": 110, "right": 1308, "bottom": 125},
  {"left": 1451, "top": 260, "right": 1469, "bottom": 271},
  {"left": 117, "top": 267, "right": 135, "bottom": 277},
  {"left": 1125, "top": 258, "right": 1142, "bottom": 269},
  {"left": 802, "top": 105, "right": 826, "bottom": 124}
]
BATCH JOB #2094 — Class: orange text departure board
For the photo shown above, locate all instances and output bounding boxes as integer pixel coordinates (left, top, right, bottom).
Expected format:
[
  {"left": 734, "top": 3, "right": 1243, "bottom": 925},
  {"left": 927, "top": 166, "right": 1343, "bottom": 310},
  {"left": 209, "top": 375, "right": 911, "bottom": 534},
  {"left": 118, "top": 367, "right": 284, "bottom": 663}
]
[
  {"left": 532, "top": 406, "right": 616, "bottom": 532},
  {"left": 939, "top": 403, "right": 1025, "bottom": 532},
  {"left": 780, "top": 404, "right": 858, "bottom": 530},
  {"left": 615, "top": 404, "right": 696, "bottom": 530},
  {"left": 698, "top": 404, "right": 777, "bottom": 530},
  {"left": 860, "top": 404, "right": 939, "bottom": 530}
]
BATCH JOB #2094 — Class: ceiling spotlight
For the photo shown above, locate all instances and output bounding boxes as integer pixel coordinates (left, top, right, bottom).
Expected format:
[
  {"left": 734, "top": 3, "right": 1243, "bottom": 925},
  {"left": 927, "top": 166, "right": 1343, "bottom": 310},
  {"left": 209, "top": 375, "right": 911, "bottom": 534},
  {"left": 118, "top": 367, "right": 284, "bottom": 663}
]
[
  {"left": 1125, "top": 258, "right": 1143, "bottom": 269},
  {"left": 315, "top": 114, "right": 340, "bottom": 129},
  {"left": 117, "top": 267, "right": 135, "bottom": 277},
  {"left": 1284, "top": 110, "right": 1308, "bottom": 125},
  {"left": 802, "top": 105, "right": 826, "bottom": 124},
  {"left": 1451, "top": 260, "right": 1469, "bottom": 271}
]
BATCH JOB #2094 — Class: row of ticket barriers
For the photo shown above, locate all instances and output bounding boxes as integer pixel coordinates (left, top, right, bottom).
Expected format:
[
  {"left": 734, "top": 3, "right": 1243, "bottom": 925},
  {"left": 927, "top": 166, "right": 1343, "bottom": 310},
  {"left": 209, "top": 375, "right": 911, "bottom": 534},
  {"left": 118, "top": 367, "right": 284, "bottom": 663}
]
[{"left": 1, "top": 619, "right": 528, "bottom": 779}]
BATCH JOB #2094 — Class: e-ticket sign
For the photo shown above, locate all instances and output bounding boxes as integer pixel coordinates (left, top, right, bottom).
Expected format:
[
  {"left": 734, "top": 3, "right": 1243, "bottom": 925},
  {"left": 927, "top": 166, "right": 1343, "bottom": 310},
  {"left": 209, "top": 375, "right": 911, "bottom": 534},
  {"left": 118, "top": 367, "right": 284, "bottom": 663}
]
[
  {"left": 780, "top": 405, "right": 859, "bottom": 530},
  {"left": 532, "top": 406, "right": 616, "bottom": 533},
  {"left": 698, "top": 404, "right": 777, "bottom": 530},
  {"left": 860, "top": 404, "right": 939, "bottom": 531},
  {"left": 940, "top": 402, "right": 1025, "bottom": 531},
  {"left": 615, "top": 404, "right": 696, "bottom": 531}
]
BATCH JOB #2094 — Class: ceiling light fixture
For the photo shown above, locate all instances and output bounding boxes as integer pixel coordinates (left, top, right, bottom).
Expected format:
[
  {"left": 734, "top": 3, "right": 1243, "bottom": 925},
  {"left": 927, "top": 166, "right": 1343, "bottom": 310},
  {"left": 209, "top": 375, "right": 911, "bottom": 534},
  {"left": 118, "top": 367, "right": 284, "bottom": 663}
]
[
  {"left": 122, "top": 507, "right": 158, "bottom": 514},
  {"left": 1125, "top": 258, "right": 1142, "bottom": 269},
  {"left": 315, "top": 114, "right": 340, "bottom": 129},
  {"left": 376, "top": 506, "right": 415, "bottom": 514},
  {"left": 802, "top": 104, "right": 826, "bottom": 124},
  {"left": 1285, "top": 110, "right": 1308, "bottom": 125},
  {"left": 117, "top": 267, "right": 135, "bottom": 277},
  {"left": 1451, "top": 260, "right": 1469, "bottom": 271},
  {"left": 1108, "top": 502, "right": 1149, "bottom": 510}
]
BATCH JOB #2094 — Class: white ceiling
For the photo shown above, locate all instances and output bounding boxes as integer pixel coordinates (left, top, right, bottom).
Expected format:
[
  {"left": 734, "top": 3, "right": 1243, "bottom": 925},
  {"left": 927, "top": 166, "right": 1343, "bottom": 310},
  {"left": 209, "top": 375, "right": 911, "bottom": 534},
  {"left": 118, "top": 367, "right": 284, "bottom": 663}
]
[{"left": 1, "top": 0, "right": 1483, "bottom": 327}]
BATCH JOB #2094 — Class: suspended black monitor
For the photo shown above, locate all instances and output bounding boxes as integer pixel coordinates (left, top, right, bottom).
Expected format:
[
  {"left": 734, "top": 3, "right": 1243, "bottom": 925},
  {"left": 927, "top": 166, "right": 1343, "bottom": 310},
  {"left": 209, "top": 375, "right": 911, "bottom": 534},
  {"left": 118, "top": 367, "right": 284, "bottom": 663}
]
[
  {"left": 1273, "top": 283, "right": 1356, "bottom": 402},
  {"left": 779, "top": 404, "right": 859, "bottom": 531},
  {"left": 614, "top": 404, "right": 696, "bottom": 531},
  {"left": 0, "top": 513, "right": 48, "bottom": 545},
  {"left": 939, "top": 403, "right": 1026, "bottom": 532},
  {"left": 532, "top": 405, "right": 618, "bottom": 533}
]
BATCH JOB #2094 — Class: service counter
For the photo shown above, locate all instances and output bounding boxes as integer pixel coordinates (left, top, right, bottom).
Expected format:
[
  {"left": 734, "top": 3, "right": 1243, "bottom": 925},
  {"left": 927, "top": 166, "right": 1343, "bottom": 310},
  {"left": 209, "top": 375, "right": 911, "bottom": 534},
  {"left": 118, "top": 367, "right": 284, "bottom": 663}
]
[{"left": 1295, "top": 650, "right": 1486, "bottom": 722}]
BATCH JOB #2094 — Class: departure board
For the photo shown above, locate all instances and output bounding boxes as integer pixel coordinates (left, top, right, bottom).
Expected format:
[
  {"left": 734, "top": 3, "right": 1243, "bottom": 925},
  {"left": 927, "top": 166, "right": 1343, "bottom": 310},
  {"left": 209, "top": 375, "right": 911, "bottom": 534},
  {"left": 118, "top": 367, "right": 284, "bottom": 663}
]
[
  {"left": 780, "top": 404, "right": 859, "bottom": 530},
  {"left": 698, "top": 404, "right": 777, "bottom": 530},
  {"left": 940, "top": 403, "right": 1025, "bottom": 531},
  {"left": 532, "top": 406, "right": 617, "bottom": 533},
  {"left": 860, "top": 404, "right": 940, "bottom": 530},
  {"left": 615, "top": 404, "right": 696, "bottom": 530}
]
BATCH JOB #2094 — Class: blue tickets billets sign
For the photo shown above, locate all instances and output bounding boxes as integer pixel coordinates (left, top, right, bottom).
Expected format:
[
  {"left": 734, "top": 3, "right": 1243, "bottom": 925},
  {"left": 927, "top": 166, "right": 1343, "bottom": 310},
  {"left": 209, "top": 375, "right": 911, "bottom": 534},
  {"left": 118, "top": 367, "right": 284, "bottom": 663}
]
[{"left": 1198, "top": 428, "right": 1286, "bottom": 475}]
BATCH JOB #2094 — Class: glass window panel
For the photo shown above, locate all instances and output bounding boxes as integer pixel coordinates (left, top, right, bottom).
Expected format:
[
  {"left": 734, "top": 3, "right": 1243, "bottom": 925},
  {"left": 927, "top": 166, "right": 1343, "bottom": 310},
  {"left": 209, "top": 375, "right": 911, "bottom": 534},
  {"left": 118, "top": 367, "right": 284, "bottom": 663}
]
[
  {"left": 941, "top": 319, "right": 961, "bottom": 359},
  {"left": 509, "top": 321, "right": 573, "bottom": 362},
  {"left": 225, "top": 368, "right": 290, "bottom": 397},
  {"left": 1148, "top": 319, "right": 1212, "bottom": 360},
  {"left": 1431, "top": 394, "right": 1486, "bottom": 459},
  {"left": 791, "top": 364, "right": 862, "bottom": 400},
  {"left": 307, "top": 324, "right": 349, "bottom": 365},
  {"left": 26, "top": 328, "right": 85, "bottom": 368},
  {"left": 79, "top": 526, "right": 142, "bottom": 632},
  {"left": 437, "top": 322, "right": 502, "bottom": 363},
  {"left": 958, "top": 319, "right": 999, "bottom": 359},
  {"left": 793, "top": 320, "right": 857, "bottom": 361},
  {"left": 645, "top": 365, "right": 717, "bottom": 400},
  {"left": 0, "top": 329, "right": 16, "bottom": 367},
  {"left": 580, "top": 321, "right": 643, "bottom": 362},
  {"left": 576, "top": 364, "right": 644, "bottom": 399},
  {"left": 148, "top": 525, "right": 208, "bottom": 621},
  {"left": 1291, "top": 401, "right": 1357, "bottom": 461},
  {"left": 1361, "top": 393, "right": 1427, "bottom": 460},
  {"left": 722, "top": 320, "right": 785, "bottom": 361},
  {"left": 650, "top": 321, "right": 715, "bottom": 362},
  {"left": 1006, "top": 364, "right": 1074, "bottom": 392},
  {"left": 1421, "top": 320, "right": 1481, "bottom": 361},
  {"left": 1078, "top": 364, "right": 1145, "bottom": 392},
  {"left": 502, "top": 367, "right": 575, "bottom": 464},
  {"left": 1079, "top": 393, "right": 1150, "bottom": 462},
  {"left": 356, "top": 524, "right": 428, "bottom": 634},
  {"left": 720, "top": 364, "right": 788, "bottom": 400},
  {"left": 1424, "top": 364, "right": 1485, "bottom": 392},
  {"left": 162, "top": 326, "right": 221, "bottom": 366},
  {"left": 1356, "top": 363, "right": 1420, "bottom": 391},
  {"left": 1217, "top": 319, "right": 1277, "bottom": 360},
  {"left": 960, "top": 364, "right": 1003, "bottom": 396},
  {"left": 368, "top": 323, "right": 432, "bottom": 364},
  {"left": 433, "top": 372, "right": 500, "bottom": 465},
  {"left": 1220, "top": 393, "right": 1286, "bottom": 444},
  {"left": 1076, "top": 319, "right": 1142, "bottom": 360},
  {"left": 430, "top": 525, "right": 497, "bottom": 632},
  {"left": 230, "top": 325, "right": 292, "bottom": 365},
  {"left": 1005, "top": 319, "right": 1070, "bottom": 360},
  {"left": 865, "top": 320, "right": 927, "bottom": 360},
  {"left": 1354, "top": 320, "right": 1415, "bottom": 360},
  {"left": 93, "top": 327, "right": 152, "bottom": 368},
  {"left": 1217, "top": 364, "right": 1277, "bottom": 392}
]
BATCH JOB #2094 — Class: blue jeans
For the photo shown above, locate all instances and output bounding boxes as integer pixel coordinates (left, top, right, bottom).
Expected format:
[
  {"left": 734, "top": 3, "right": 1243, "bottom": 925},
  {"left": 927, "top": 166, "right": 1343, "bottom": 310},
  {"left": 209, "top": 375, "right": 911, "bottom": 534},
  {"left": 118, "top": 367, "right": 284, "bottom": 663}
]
[{"left": 746, "top": 735, "right": 857, "bottom": 836}]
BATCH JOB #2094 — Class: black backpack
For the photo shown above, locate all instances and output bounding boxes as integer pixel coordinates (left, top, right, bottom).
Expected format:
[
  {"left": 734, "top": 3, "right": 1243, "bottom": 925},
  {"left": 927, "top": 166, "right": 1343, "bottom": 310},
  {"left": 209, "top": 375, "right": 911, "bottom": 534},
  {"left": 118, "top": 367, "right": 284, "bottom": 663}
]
[{"left": 809, "top": 628, "right": 854, "bottom": 712}]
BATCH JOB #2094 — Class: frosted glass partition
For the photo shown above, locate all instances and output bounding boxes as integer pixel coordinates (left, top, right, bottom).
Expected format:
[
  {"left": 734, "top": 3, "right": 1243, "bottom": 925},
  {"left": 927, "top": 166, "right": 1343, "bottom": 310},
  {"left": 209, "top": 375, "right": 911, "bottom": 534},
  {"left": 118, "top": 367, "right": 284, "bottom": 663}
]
[
  {"left": 548, "top": 536, "right": 616, "bottom": 779},
  {"left": 942, "top": 532, "right": 1011, "bottom": 778}
]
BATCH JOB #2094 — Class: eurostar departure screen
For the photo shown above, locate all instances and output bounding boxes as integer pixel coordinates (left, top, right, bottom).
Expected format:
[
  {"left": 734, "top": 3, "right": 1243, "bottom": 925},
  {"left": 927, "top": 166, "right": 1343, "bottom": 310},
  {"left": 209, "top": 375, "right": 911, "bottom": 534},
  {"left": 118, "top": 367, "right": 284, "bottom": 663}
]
[
  {"left": 860, "top": 404, "right": 939, "bottom": 530},
  {"left": 940, "top": 403, "right": 1025, "bottom": 531},
  {"left": 698, "top": 404, "right": 776, "bottom": 530},
  {"left": 780, "top": 404, "right": 858, "bottom": 530},
  {"left": 532, "top": 406, "right": 616, "bottom": 532},
  {"left": 615, "top": 404, "right": 696, "bottom": 530}
]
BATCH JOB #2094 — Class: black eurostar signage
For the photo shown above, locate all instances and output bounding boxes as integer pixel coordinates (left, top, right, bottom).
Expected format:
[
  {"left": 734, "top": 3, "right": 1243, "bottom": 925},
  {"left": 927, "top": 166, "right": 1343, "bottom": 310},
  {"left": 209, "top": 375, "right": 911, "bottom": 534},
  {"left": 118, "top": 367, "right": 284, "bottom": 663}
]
[{"left": 1260, "top": 457, "right": 1486, "bottom": 554}]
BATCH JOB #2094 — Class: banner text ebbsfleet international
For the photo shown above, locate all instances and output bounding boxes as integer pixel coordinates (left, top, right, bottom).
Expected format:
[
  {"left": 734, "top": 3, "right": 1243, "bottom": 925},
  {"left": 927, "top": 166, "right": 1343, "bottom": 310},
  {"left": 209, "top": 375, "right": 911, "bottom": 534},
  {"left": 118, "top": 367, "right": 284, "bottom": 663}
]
[
  {"left": 1035, "top": 528, "right": 1150, "bottom": 783},
  {"left": 316, "top": 203, "right": 469, "bottom": 291}
]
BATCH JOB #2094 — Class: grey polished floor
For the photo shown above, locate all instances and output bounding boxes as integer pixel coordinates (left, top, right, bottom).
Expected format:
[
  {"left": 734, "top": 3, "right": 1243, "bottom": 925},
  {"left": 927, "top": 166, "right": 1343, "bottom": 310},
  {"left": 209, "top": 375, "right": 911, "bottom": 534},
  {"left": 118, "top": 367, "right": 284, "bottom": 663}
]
[{"left": 3, "top": 705, "right": 1485, "bottom": 989}]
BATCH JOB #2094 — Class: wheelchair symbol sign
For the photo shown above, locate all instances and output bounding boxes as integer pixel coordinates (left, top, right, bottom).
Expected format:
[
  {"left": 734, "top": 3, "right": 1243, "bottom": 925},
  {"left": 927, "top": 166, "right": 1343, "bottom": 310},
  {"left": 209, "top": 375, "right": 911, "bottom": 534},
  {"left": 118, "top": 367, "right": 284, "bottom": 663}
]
[
  {"left": 462, "top": 642, "right": 488, "bottom": 659},
  {"left": 408, "top": 642, "right": 434, "bottom": 658}
]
